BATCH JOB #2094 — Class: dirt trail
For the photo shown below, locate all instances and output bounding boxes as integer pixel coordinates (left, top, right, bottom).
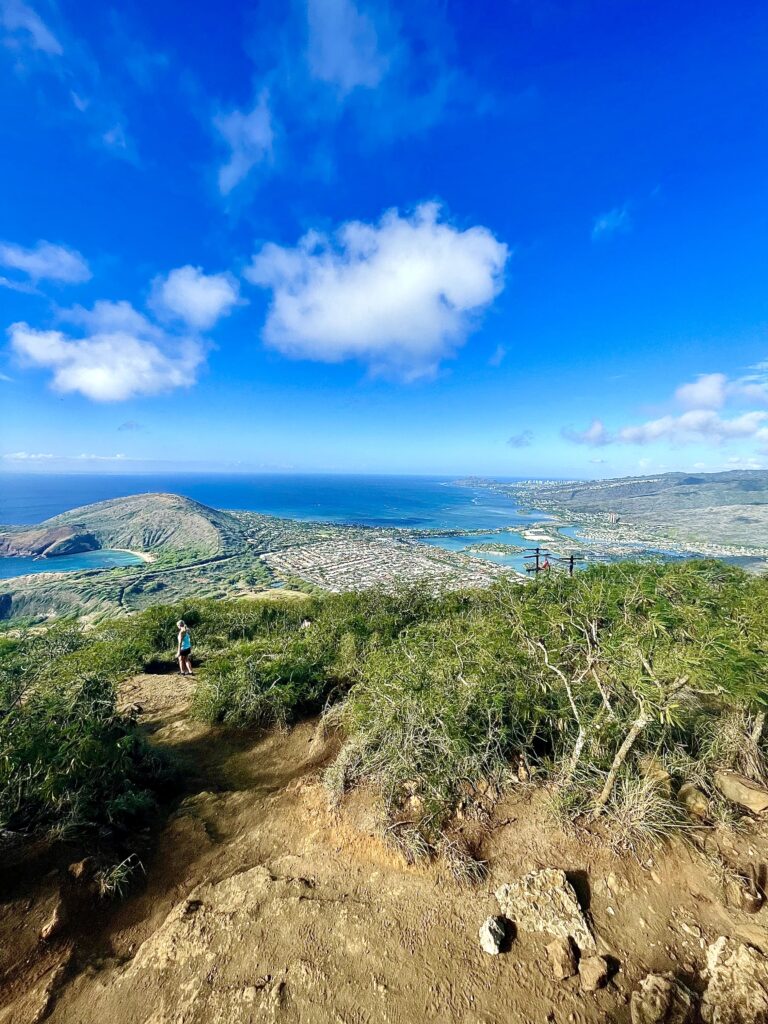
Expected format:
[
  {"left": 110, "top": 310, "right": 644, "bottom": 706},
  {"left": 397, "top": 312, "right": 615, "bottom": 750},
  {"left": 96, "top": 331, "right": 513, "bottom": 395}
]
[{"left": 4, "top": 674, "right": 768, "bottom": 1024}]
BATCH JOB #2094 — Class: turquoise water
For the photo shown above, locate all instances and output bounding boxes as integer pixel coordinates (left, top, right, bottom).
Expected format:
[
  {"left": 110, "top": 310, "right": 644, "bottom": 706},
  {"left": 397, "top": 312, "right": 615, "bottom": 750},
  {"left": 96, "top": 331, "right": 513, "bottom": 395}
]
[
  {"left": 420, "top": 530, "right": 535, "bottom": 572},
  {"left": 0, "top": 550, "right": 144, "bottom": 580}
]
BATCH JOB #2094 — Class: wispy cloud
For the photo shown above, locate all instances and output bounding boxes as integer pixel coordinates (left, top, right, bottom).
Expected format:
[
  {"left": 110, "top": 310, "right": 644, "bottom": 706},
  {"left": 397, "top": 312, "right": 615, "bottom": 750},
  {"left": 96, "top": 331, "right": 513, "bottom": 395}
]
[
  {"left": 0, "top": 239, "right": 90, "bottom": 283},
  {"left": 117, "top": 420, "right": 143, "bottom": 432},
  {"left": 245, "top": 202, "right": 508, "bottom": 380},
  {"left": 507, "top": 430, "right": 533, "bottom": 448},
  {"left": 562, "top": 419, "right": 611, "bottom": 445},
  {"left": 1, "top": 450, "right": 128, "bottom": 462},
  {"left": 1, "top": 450, "right": 55, "bottom": 460},
  {"left": 1, "top": 1, "right": 138, "bottom": 161},
  {"left": 488, "top": 343, "right": 506, "bottom": 367},
  {"left": 214, "top": 91, "right": 273, "bottom": 195},
  {"left": 565, "top": 411, "right": 768, "bottom": 446},
  {"left": 0, "top": 0, "right": 62, "bottom": 55},
  {"left": 211, "top": 1, "right": 484, "bottom": 194},
  {"left": 307, "top": 0, "right": 389, "bottom": 95},
  {"left": 591, "top": 204, "right": 632, "bottom": 241}
]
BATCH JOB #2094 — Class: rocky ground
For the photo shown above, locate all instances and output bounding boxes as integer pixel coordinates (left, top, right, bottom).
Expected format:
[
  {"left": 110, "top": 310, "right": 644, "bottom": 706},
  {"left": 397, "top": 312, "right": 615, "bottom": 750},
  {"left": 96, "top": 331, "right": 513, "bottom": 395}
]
[{"left": 3, "top": 672, "right": 768, "bottom": 1023}]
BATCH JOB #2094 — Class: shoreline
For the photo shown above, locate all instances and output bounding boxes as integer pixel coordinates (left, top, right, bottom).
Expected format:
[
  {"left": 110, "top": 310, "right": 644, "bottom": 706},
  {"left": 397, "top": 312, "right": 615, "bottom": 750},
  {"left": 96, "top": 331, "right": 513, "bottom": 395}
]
[
  {"left": 113, "top": 548, "right": 157, "bottom": 564},
  {"left": 0, "top": 547, "right": 155, "bottom": 583}
]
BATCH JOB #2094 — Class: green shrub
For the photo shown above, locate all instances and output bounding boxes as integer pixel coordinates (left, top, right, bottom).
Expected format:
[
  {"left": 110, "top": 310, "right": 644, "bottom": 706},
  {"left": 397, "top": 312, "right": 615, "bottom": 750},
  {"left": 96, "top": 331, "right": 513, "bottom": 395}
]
[
  {"left": 0, "top": 672, "right": 163, "bottom": 839},
  {"left": 328, "top": 560, "right": 768, "bottom": 833},
  {"left": 4, "top": 563, "right": 767, "bottom": 852}
]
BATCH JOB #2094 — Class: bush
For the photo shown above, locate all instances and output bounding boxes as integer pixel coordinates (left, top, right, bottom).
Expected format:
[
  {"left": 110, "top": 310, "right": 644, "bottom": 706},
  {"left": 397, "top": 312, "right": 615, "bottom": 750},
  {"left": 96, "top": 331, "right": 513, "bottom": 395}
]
[
  {"left": 327, "top": 560, "right": 768, "bottom": 834},
  {"left": 0, "top": 672, "right": 163, "bottom": 839},
  {"left": 4, "top": 563, "right": 767, "bottom": 851}
]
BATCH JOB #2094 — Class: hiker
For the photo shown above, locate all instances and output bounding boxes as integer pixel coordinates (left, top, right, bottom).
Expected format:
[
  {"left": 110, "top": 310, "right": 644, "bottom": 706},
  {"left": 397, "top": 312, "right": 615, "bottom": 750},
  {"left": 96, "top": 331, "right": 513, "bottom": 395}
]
[
  {"left": 177, "top": 619, "right": 193, "bottom": 676},
  {"left": 540, "top": 558, "right": 551, "bottom": 571}
]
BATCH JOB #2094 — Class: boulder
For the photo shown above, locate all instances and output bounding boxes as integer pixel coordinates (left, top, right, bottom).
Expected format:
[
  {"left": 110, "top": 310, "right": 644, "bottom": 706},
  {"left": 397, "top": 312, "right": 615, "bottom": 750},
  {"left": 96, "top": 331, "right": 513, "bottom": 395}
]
[
  {"left": 714, "top": 771, "right": 768, "bottom": 815},
  {"left": 495, "top": 868, "right": 595, "bottom": 952},
  {"left": 546, "top": 936, "right": 578, "bottom": 980},
  {"left": 579, "top": 954, "right": 609, "bottom": 992},
  {"left": 630, "top": 973, "right": 696, "bottom": 1024},
  {"left": 701, "top": 937, "right": 768, "bottom": 1023},
  {"left": 677, "top": 782, "right": 709, "bottom": 820},
  {"left": 478, "top": 915, "right": 506, "bottom": 955}
]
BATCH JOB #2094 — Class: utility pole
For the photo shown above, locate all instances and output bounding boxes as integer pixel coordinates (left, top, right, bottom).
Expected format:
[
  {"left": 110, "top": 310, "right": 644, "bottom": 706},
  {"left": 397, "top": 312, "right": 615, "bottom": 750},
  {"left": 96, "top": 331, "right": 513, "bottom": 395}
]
[
  {"left": 524, "top": 546, "right": 549, "bottom": 574},
  {"left": 553, "top": 553, "right": 584, "bottom": 576}
]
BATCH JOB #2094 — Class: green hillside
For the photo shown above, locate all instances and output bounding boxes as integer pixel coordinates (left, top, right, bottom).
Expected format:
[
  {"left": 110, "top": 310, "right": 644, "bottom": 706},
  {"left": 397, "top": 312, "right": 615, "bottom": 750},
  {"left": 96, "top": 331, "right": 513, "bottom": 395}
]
[{"left": 0, "top": 493, "right": 245, "bottom": 559}]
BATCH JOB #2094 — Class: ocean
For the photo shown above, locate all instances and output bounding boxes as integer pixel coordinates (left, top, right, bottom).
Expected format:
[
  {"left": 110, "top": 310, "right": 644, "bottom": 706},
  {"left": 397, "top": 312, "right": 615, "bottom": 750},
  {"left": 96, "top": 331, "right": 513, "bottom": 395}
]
[
  {"left": 0, "top": 473, "right": 538, "bottom": 531},
  {"left": 0, "top": 474, "right": 546, "bottom": 580}
]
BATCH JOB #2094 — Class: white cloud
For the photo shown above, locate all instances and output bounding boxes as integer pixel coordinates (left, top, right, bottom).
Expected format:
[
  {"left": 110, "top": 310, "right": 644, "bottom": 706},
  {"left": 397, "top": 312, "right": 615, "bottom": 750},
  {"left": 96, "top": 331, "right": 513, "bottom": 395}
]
[
  {"left": 214, "top": 91, "right": 273, "bottom": 195},
  {"left": 0, "top": 274, "right": 38, "bottom": 294},
  {"left": 74, "top": 452, "right": 126, "bottom": 461},
  {"left": 592, "top": 204, "right": 632, "bottom": 241},
  {"left": 245, "top": 202, "right": 508, "bottom": 378},
  {"left": 675, "top": 369, "right": 768, "bottom": 408},
  {"left": 725, "top": 455, "right": 764, "bottom": 470},
  {"left": 8, "top": 300, "right": 205, "bottom": 401},
  {"left": 617, "top": 410, "right": 768, "bottom": 445},
  {"left": 675, "top": 372, "right": 727, "bottom": 409},
  {"left": 1, "top": 451, "right": 54, "bottom": 460},
  {"left": 565, "top": 360, "right": 768, "bottom": 451},
  {"left": 0, "top": 240, "right": 91, "bottom": 283},
  {"left": 151, "top": 265, "right": 240, "bottom": 330},
  {"left": 1, "top": 451, "right": 128, "bottom": 462},
  {"left": 307, "top": 0, "right": 388, "bottom": 95},
  {"left": 562, "top": 419, "right": 611, "bottom": 446},
  {"left": 564, "top": 410, "right": 768, "bottom": 447},
  {"left": 1, "top": 0, "right": 62, "bottom": 55}
]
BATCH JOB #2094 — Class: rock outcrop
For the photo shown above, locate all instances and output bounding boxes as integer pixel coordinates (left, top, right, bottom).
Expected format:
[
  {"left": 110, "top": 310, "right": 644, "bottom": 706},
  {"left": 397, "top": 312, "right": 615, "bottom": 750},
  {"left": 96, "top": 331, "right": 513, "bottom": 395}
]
[
  {"left": 630, "top": 972, "right": 695, "bottom": 1024},
  {"left": 701, "top": 937, "right": 768, "bottom": 1023},
  {"left": 495, "top": 868, "right": 595, "bottom": 952},
  {"left": 714, "top": 772, "right": 768, "bottom": 815}
]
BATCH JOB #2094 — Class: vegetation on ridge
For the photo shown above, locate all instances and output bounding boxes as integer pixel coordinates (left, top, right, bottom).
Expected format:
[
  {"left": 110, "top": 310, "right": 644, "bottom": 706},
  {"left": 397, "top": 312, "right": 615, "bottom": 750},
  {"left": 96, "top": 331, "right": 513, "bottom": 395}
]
[{"left": 2, "top": 559, "right": 768, "bottom": 862}]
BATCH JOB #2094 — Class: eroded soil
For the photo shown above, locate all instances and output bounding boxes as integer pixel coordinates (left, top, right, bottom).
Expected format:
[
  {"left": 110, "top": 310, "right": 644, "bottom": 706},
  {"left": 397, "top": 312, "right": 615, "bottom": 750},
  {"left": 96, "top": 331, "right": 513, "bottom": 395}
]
[{"left": 3, "top": 672, "right": 768, "bottom": 1024}]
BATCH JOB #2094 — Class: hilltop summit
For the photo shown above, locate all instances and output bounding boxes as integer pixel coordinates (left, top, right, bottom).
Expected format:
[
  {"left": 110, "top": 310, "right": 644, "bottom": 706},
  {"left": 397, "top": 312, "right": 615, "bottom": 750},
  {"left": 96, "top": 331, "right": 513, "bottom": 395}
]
[{"left": 0, "top": 493, "right": 245, "bottom": 560}]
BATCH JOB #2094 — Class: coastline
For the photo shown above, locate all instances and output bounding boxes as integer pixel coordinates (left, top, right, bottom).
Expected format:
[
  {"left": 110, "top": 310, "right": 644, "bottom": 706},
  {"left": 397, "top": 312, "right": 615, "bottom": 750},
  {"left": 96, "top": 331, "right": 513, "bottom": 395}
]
[{"left": 113, "top": 548, "right": 157, "bottom": 564}]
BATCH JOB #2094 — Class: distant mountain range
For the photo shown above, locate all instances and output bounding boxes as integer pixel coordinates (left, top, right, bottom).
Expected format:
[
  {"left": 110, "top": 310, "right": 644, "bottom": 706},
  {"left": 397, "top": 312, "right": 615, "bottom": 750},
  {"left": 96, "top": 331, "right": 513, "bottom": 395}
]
[
  {"left": 526, "top": 470, "right": 768, "bottom": 512},
  {"left": 490, "top": 470, "right": 768, "bottom": 553}
]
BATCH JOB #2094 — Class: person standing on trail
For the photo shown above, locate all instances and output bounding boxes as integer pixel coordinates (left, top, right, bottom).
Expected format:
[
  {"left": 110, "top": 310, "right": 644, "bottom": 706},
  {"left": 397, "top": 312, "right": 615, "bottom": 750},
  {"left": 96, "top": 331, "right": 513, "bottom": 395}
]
[{"left": 177, "top": 620, "right": 193, "bottom": 676}]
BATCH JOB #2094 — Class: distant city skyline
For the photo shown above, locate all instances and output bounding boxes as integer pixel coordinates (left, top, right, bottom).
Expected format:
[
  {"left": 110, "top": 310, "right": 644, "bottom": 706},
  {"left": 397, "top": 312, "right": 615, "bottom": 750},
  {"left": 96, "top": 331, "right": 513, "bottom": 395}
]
[{"left": 2, "top": 0, "right": 767, "bottom": 478}]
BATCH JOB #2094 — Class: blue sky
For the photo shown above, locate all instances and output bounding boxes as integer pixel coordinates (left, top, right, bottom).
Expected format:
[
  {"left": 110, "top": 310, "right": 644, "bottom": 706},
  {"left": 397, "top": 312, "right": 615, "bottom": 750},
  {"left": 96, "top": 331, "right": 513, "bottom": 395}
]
[{"left": 1, "top": 0, "right": 767, "bottom": 477}]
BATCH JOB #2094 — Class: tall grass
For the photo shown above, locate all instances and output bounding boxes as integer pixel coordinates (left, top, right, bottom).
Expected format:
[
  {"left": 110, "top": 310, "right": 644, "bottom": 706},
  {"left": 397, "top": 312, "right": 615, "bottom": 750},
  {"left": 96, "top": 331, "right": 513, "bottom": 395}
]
[{"left": 3, "top": 560, "right": 767, "bottom": 853}]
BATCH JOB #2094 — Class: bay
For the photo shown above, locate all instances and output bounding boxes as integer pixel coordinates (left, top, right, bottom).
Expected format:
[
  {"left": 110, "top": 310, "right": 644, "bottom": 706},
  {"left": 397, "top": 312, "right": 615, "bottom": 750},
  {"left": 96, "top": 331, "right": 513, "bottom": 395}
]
[{"left": 0, "top": 550, "right": 145, "bottom": 580}]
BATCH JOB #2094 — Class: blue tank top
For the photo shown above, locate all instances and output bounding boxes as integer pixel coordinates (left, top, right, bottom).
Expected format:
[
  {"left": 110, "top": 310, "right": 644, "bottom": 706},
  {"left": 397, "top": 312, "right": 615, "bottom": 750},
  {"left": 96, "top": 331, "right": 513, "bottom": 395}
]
[{"left": 180, "top": 631, "right": 191, "bottom": 650}]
